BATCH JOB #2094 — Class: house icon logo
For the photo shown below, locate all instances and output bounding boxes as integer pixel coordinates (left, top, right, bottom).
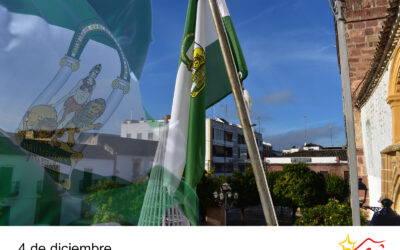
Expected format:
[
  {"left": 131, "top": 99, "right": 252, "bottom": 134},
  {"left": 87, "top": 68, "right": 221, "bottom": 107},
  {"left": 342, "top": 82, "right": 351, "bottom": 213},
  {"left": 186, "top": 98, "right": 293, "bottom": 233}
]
[{"left": 339, "top": 234, "right": 385, "bottom": 250}]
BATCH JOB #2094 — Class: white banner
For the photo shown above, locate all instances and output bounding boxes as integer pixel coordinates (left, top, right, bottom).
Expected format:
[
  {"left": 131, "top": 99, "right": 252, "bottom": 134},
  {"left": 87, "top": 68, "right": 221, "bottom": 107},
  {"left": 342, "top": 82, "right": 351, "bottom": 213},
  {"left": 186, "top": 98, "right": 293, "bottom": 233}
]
[{"left": 1, "top": 227, "right": 400, "bottom": 250}]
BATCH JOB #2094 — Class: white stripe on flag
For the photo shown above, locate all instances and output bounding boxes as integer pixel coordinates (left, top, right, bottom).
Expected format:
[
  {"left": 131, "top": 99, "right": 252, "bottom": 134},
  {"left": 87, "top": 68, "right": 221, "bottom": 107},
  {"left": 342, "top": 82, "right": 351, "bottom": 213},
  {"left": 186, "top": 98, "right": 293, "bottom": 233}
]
[{"left": 217, "top": 0, "right": 230, "bottom": 18}]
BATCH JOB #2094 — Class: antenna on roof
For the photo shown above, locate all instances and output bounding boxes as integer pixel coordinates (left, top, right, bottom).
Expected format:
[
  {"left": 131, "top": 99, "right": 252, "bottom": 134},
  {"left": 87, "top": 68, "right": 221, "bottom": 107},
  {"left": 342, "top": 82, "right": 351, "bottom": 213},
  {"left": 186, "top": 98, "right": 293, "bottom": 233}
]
[{"left": 303, "top": 115, "right": 307, "bottom": 143}]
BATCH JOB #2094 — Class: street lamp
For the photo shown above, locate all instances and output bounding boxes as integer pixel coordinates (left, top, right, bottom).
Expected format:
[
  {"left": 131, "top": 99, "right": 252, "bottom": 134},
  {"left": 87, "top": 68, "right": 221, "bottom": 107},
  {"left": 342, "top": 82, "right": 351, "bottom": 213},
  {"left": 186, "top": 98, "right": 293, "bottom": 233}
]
[
  {"left": 358, "top": 178, "right": 368, "bottom": 207},
  {"left": 213, "top": 182, "right": 238, "bottom": 225}
]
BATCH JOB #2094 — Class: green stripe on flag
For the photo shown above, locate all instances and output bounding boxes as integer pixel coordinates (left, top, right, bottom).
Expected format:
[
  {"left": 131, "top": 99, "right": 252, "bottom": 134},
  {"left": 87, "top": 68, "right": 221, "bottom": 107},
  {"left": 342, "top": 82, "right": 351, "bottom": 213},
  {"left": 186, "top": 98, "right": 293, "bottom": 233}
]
[
  {"left": 205, "top": 41, "right": 231, "bottom": 108},
  {"left": 223, "top": 15, "right": 248, "bottom": 81}
]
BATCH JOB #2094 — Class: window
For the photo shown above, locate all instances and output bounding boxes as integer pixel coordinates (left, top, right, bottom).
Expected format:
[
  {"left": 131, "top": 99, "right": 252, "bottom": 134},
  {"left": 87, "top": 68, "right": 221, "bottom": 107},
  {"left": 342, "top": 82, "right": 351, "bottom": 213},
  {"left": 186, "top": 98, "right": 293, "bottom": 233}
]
[
  {"left": 239, "top": 148, "right": 247, "bottom": 159},
  {"left": 0, "top": 166, "right": 12, "bottom": 196},
  {"left": 148, "top": 133, "right": 153, "bottom": 140},
  {"left": 225, "top": 147, "right": 233, "bottom": 157},
  {"left": 126, "top": 133, "right": 132, "bottom": 138},
  {"left": 224, "top": 131, "right": 233, "bottom": 142},
  {"left": 214, "top": 128, "right": 224, "bottom": 141},
  {"left": 237, "top": 134, "right": 245, "bottom": 144},
  {"left": 137, "top": 133, "right": 142, "bottom": 139},
  {"left": 0, "top": 206, "right": 10, "bottom": 225},
  {"left": 132, "top": 159, "right": 142, "bottom": 180},
  {"left": 319, "top": 171, "right": 329, "bottom": 178},
  {"left": 344, "top": 171, "right": 349, "bottom": 183},
  {"left": 213, "top": 145, "right": 225, "bottom": 157}
]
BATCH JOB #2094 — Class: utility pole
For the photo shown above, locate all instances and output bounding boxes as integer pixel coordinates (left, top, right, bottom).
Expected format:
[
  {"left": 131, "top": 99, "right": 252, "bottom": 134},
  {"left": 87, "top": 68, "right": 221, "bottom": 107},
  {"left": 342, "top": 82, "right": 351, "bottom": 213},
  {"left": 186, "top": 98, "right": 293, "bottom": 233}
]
[
  {"left": 303, "top": 115, "right": 307, "bottom": 144},
  {"left": 331, "top": 0, "right": 361, "bottom": 226},
  {"left": 208, "top": 0, "right": 278, "bottom": 226}
]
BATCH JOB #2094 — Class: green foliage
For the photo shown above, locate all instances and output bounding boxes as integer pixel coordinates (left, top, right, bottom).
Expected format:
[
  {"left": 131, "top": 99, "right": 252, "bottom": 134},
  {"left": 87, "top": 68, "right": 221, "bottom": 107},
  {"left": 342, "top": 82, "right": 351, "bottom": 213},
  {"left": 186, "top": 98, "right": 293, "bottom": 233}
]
[
  {"left": 265, "top": 170, "right": 283, "bottom": 205},
  {"left": 230, "top": 168, "right": 260, "bottom": 208},
  {"left": 295, "top": 198, "right": 367, "bottom": 226},
  {"left": 273, "top": 163, "right": 326, "bottom": 209},
  {"left": 325, "top": 174, "right": 349, "bottom": 202},
  {"left": 83, "top": 178, "right": 148, "bottom": 225}
]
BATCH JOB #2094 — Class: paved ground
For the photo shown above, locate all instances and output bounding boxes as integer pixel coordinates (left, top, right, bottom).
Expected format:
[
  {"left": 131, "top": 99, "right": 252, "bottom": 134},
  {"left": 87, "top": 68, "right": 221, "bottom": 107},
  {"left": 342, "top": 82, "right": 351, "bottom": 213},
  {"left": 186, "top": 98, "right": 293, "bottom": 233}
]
[{"left": 226, "top": 206, "right": 296, "bottom": 226}]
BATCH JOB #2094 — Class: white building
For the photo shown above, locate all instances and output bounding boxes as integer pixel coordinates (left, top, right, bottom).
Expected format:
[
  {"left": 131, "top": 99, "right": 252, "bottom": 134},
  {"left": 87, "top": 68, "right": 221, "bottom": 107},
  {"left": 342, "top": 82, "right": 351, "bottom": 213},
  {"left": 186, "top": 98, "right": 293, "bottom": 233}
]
[
  {"left": 205, "top": 117, "right": 263, "bottom": 175},
  {"left": 120, "top": 116, "right": 169, "bottom": 141},
  {"left": 0, "top": 131, "right": 157, "bottom": 225}
]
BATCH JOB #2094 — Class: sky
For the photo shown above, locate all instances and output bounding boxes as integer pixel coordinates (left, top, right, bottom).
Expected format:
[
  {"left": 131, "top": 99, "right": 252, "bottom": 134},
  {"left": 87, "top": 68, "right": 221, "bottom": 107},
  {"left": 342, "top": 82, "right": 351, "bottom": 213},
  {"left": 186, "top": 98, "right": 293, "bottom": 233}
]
[
  {"left": 140, "top": 0, "right": 346, "bottom": 150},
  {"left": 0, "top": 0, "right": 346, "bottom": 150}
]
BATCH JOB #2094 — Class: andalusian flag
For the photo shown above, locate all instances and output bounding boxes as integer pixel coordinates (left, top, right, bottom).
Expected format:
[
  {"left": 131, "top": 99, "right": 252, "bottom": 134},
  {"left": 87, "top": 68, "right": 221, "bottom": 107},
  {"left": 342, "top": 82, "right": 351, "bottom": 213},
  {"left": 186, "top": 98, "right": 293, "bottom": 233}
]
[
  {"left": 139, "top": 0, "right": 247, "bottom": 225},
  {"left": 0, "top": 0, "right": 152, "bottom": 225}
]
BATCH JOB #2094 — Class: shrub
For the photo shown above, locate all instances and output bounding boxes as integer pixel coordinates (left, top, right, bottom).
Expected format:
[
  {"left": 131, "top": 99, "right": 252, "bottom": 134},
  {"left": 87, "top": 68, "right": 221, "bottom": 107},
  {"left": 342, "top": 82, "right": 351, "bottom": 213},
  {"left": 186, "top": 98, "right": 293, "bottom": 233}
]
[{"left": 295, "top": 198, "right": 367, "bottom": 226}]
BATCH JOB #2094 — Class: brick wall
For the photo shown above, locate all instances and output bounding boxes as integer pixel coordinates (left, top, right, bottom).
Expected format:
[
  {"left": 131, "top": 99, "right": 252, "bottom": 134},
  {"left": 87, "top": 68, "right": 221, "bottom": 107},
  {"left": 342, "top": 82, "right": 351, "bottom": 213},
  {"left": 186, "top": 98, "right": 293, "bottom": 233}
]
[
  {"left": 339, "top": 0, "right": 389, "bottom": 206},
  {"left": 344, "top": 0, "right": 388, "bottom": 96},
  {"left": 266, "top": 163, "right": 349, "bottom": 179}
]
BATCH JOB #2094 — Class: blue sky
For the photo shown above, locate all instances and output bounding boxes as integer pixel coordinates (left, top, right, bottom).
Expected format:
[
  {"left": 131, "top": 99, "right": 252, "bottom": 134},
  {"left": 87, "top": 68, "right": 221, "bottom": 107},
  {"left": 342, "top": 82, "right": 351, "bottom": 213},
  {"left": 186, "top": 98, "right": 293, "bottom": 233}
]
[
  {"left": 0, "top": 0, "right": 346, "bottom": 150},
  {"left": 140, "top": 0, "right": 346, "bottom": 149}
]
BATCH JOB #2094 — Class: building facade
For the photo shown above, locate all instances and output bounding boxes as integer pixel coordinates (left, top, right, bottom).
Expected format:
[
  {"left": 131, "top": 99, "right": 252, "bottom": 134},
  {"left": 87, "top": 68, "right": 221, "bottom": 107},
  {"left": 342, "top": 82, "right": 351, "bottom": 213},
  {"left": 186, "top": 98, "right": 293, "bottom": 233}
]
[
  {"left": 334, "top": 0, "right": 400, "bottom": 211},
  {"left": 265, "top": 144, "right": 349, "bottom": 180},
  {"left": 205, "top": 118, "right": 264, "bottom": 175},
  {"left": 120, "top": 115, "right": 170, "bottom": 141},
  {"left": 0, "top": 131, "right": 157, "bottom": 225}
]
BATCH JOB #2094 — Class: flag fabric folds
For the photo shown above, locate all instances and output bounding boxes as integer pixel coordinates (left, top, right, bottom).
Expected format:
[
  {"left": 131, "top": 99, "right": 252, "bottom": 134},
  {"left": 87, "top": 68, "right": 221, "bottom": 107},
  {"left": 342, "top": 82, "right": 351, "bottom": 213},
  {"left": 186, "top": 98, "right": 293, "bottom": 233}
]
[
  {"left": 139, "top": 0, "right": 247, "bottom": 225},
  {"left": 0, "top": 0, "right": 152, "bottom": 225}
]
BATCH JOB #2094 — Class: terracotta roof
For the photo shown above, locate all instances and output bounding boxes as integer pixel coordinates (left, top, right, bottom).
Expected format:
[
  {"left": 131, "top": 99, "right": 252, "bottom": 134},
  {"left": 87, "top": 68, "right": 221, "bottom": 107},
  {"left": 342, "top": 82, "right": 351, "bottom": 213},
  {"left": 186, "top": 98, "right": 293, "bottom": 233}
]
[
  {"left": 355, "top": 0, "right": 400, "bottom": 107},
  {"left": 79, "top": 133, "right": 158, "bottom": 156}
]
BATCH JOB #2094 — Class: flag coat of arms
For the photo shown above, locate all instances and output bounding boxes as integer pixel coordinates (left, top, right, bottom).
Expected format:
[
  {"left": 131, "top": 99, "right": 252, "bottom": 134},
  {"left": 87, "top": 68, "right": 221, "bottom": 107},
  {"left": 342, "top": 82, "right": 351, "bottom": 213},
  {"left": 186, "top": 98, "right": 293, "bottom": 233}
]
[
  {"left": 0, "top": 0, "right": 152, "bottom": 225},
  {"left": 139, "top": 0, "right": 247, "bottom": 226}
]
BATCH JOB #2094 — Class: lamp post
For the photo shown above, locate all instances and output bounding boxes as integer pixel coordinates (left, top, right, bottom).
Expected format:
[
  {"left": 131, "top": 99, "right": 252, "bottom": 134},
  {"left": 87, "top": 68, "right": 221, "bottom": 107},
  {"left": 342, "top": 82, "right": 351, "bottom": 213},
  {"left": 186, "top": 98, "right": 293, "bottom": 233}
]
[
  {"left": 358, "top": 178, "right": 368, "bottom": 207},
  {"left": 213, "top": 182, "right": 238, "bottom": 225}
]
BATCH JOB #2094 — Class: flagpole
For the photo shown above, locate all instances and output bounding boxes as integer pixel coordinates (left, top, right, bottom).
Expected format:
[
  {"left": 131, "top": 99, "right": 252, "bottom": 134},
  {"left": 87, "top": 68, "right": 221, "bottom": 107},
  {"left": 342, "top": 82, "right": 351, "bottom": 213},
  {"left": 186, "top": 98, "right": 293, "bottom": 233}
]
[
  {"left": 332, "top": 0, "right": 361, "bottom": 226},
  {"left": 208, "top": 0, "right": 278, "bottom": 226}
]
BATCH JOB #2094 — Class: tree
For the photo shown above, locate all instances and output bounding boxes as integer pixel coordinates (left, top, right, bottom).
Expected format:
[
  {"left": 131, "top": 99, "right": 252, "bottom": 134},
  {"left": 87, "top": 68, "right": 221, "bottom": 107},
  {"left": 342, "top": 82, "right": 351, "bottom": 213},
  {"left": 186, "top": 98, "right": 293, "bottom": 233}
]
[
  {"left": 273, "top": 163, "right": 326, "bottom": 223},
  {"left": 325, "top": 174, "right": 349, "bottom": 202},
  {"left": 265, "top": 170, "right": 283, "bottom": 206},
  {"left": 294, "top": 198, "right": 367, "bottom": 226},
  {"left": 83, "top": 178, "right": 148, "bottom": 225},
  {"left": 230, "top": 168, "right": 260, "bottom": 224}
]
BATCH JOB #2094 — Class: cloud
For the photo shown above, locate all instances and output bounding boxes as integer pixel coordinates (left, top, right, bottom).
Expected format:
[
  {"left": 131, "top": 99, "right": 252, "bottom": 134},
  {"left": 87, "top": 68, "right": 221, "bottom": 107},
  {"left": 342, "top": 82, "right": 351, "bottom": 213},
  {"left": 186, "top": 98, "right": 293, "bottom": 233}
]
[
  {"left": 258, "top": 90, "right": 294, "bottom": 106},
  {"left": 264, "top": 124, "right": 344, "bottom": 150}
]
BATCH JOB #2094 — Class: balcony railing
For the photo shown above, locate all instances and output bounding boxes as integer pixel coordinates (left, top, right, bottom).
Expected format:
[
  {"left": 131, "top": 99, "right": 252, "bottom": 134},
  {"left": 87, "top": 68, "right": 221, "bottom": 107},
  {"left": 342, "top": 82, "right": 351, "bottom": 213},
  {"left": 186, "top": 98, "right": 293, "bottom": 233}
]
[{"left": 212, "top": 156, "right": 233, "bottom": 163}]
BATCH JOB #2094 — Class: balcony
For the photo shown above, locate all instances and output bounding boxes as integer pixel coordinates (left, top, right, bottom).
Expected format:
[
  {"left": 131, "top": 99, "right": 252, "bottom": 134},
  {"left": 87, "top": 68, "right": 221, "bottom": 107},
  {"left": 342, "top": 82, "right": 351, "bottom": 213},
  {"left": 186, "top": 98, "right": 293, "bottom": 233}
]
[
  {"left": 238, "top": 158, "right": 250, "bottom": 163},
  {"left": 212, "top": 156, "right": 233, "bottom": 163},
  {"left": 212, "top": 139, "right": 233, "bottom": 147}
]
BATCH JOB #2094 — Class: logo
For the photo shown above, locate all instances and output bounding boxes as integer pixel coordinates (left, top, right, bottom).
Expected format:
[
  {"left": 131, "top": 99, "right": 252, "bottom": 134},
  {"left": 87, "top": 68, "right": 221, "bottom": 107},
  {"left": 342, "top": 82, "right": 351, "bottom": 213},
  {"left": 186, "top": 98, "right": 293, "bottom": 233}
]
[
  {"left": 339, "top": 234, "right": 385, "bottom": 250},
  {"left": 190, "top": 47, "right": 206, "bottom": 98}
]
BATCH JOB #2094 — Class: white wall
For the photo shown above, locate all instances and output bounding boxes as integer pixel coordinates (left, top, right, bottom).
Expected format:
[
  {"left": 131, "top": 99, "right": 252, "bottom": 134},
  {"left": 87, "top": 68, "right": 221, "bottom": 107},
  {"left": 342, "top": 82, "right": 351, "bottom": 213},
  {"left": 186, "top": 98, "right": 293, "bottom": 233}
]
[
  {"left": 361, "top": 60, "right": 393, "bottom": 207},
  {"left": 121, "top": 121, "right": 162, "bottom": 141},
  {"left": 266, "top": 157, "right": 338, "bottom": 164}
]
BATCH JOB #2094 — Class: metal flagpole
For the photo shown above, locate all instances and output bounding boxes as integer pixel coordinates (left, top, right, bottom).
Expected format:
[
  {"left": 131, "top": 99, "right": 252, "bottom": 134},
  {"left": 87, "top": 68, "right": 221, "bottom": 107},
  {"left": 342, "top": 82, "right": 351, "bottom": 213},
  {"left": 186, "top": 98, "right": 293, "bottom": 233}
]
[
  {"left": 208, "top": 0, "right": 278, "bottom": 226},
  {"left": 331, "top": 0, "right": 361, "bottom": 226}
]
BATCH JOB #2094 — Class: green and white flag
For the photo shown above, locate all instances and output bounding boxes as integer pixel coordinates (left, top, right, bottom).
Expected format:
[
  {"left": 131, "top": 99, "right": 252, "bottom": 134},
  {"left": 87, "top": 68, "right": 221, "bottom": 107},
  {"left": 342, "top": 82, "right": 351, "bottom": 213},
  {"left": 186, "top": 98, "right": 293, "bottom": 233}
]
[
  {"left": 139, "top": 0, "right": 247, "bottom": 226},
  {"left": 0, "top": 0, "right": 152, "bottom": 225}
]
